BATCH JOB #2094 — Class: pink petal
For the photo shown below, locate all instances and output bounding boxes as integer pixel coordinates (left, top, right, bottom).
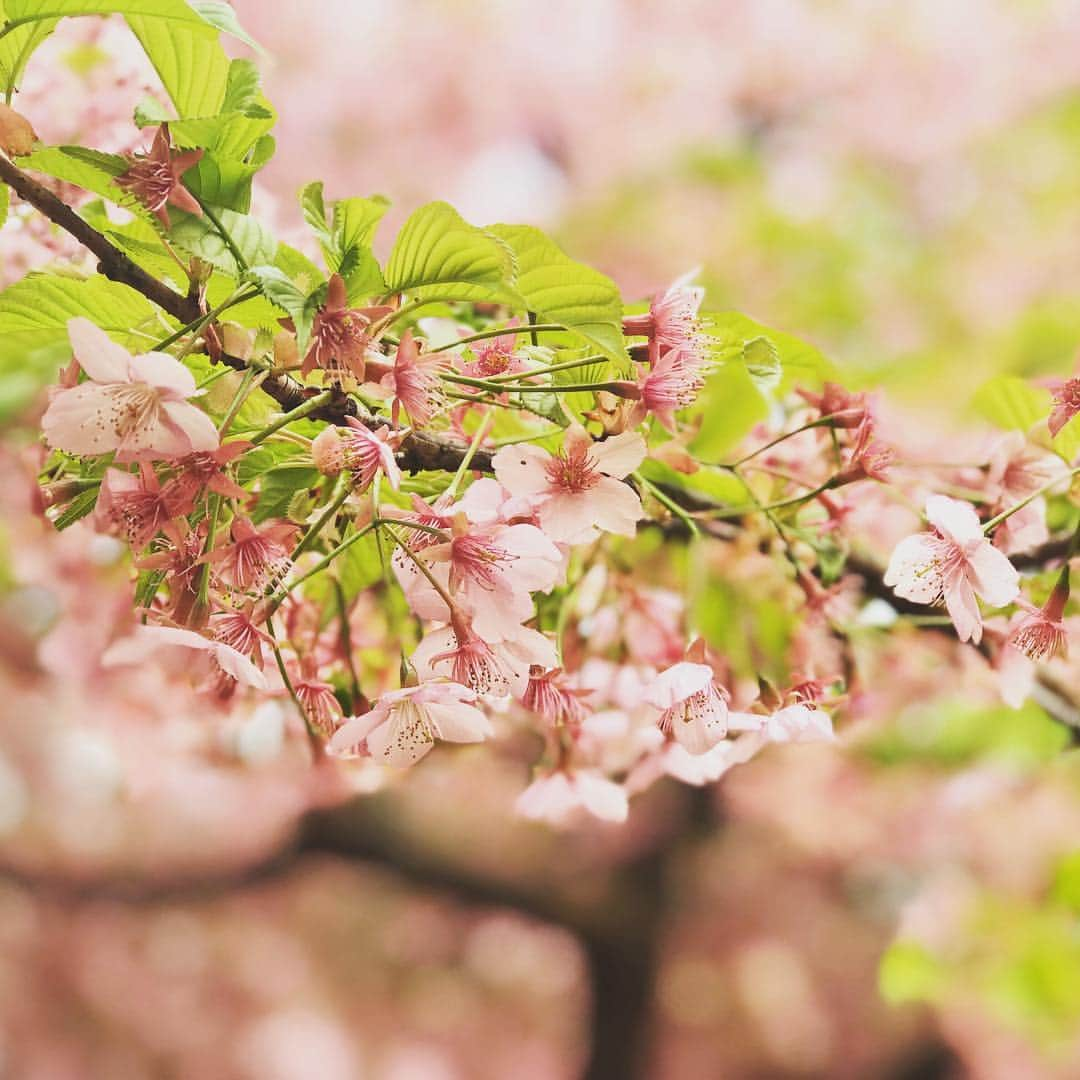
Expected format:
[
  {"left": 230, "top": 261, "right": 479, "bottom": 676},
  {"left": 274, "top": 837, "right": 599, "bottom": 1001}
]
[
  {"left": 491, "top": 443, "right": 551, "bottom": 497},
  {"left": 644, "top": 661, "right": 713, "bottom": 710},
  {"left": 161, "top": 400, "right": 220, "bottom": 454},
  {"left": 67, "top": 318, "right": 131, "bottom": 383},
  {"left": 588, "top": 475, "right": 643, "bottom": 537},
  {"left": 425, "top": 701, "right": 493, "bottom": 743},
  {"left": 967, "top": 542, "right": 1020, "bottom": 609},
  {"left": 42, "top": 383, "right": 124, "bottom": 456},
  {"left": 884, "top": 534, "right": 944, "bottom": 605},
  {"left": 129, "top": 351, "right": 198, "bottom": 398},
  {"left": 925, "top": 495, "right": 982, "bottom": 544},
  {"left": 944, "top": 576, "right": 983, "bottom": 644},
  {"left": 589, "top": 430, "right": 647, "bottom": 478}
]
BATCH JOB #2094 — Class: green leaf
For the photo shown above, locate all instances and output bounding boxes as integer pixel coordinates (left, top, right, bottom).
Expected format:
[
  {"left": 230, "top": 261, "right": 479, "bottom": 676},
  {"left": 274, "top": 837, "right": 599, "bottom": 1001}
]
[
  {"left": 0, "top": 179, "right": 7, "bottom": 229},
  {"left": 972, "top": 375, "right": 1050, "bottom": 433},
  {"left": 1051, "top": 852, "right": 1080, "bottom": 914},
  {"left": 52, "top": 487, "right": 99, "bottom": 530},
  {"left": 706, "top": 311, "right": 833, "bottom": 392},
  {"left": 19, "top": 145, "right": 155, "bottom": 220},
  {"left": 0, "top": 6, "right": 56, "bottom": 98},
  {"left": 384, "top": 201, "right": 513, "bottom": 297},
  {"left": 487, "top": 224, "right": 626, "bottom": 363},
  {"left": 125, "top": 10, "right": 227, "bottom": 119},
  {"left": 0, "top": 272, "right": 161, "bottom": 350},
  {"left": 248, "top": 265, "right": 319, "bottom": 354},
  {"left": 300, "top": 182, "right": 387, "bottom": 301},
  {"left": 879, "top": 942, "right": 944, "bottom": 1005},
  {"left": 1, "top": 0, "right": 248, "bottom": 35},
  {"left": 689, "top": 360, "right": 770, "bottom": 462},
  {"left": 253, "top": 463, "right": 320, "bottom": 524},
  {"left": 185, "top": 0, "right": 260, "bottom": 51},
  {"left": 221, "top": 58, "right": 266, "bottom": 115},
  {"left": 185, "top": 153, "right": 259, "bottom": 213},
  {"left": 169, "top": 208, "right": 276, "bottom": 275}
]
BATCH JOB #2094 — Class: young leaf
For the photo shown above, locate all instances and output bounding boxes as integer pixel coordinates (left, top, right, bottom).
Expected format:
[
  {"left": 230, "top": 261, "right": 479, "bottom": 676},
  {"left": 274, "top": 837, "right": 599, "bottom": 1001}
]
[
  {"left": 170, "top": 208, "right": 277, "bottom": 276},
  {"left": 248, "top": 265, "right": 320, "bottom": 354},
  {"left": 185, "top": 153, "right": 259, "bottom": 213},
  {"left": 706, "top": 312, "right": 833, "bottom": 392},
  {"left": 0, "top": 9, "right": 57, "bottom": 99},
  {"left": 384, "top": 201, "right": 513, "bottom": 297},
  {"left": 487, "top": 223, "right": 625, "bottom": 363},
  {"left": 253, "top": 463, "right": 320, "bottom": 524},
  {"left": 972, "top": 374, "right": 1051, "bottom": 433}
]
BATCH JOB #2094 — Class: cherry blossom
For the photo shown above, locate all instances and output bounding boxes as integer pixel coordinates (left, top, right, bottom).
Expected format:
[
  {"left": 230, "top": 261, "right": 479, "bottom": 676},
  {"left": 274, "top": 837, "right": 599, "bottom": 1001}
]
[
  {"left": 116, "top": 124, "right": 202, "bottom": 229},
  {"left": 101, "top": 623, "right": 269, "bottom": 690},
  {"left": 884, "top": 495, "right": 1020, "bottom": 644},
  {"left": 41, "top": 319, "right": 218, "bottom": 461},
  {"left": 515, "top": 768, "right": 628, "bottom": 826},
  {"left": 311, "top": 419, "right": 402, "bottom": 492},
  {"left": 1008, "top": 581, "right": 1069, "bottom": 661},
  {"left": 328, "top": 682, "right": 492, "bottom": 767},
  {"left": 644, "top": 660, "right": 730, "bottom": 755},
  {"left": 380, "top": 330, "right": 447, "bottom": 427},
  {"left": 207, "top": 517, "right": 298, "bottom": 594},
  {"left": 621, "top": 278, "right": 707, "bottom": 366},
  {"left": 491, "top": 424, "right": 646, "bottom": 543},
  {"left": 1048, "top": 375, "right": 1080, "bottom": 438}
]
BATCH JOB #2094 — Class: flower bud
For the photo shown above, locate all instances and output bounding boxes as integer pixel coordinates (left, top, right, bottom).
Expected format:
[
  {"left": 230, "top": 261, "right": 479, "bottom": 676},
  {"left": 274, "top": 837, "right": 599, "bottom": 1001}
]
[
  {"left": 0, "top": 102, "right": 37, "bottom": 156},
  {"left": 311, "top": 426, "right": 346, "bottom": 476}
]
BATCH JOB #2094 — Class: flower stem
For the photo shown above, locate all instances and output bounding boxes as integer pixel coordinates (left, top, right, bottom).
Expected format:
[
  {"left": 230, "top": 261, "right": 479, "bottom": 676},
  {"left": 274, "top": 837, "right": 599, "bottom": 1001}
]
[
  {"left": 428, "top": 323, "right": 567, "bottom": 354},
  {"left": 982, "top": 466, "right": 1080, "bottom": 534},
  {"left": 724, "top": 414, "right": 846, "bottom": 470},
  {"left": 292, "top": 476, "right": 352, "bottom": 558},
  {"left": 249, "top": 389, "right": 334, "bottom": 446},
  {"left": 152, "top": 286, "right": 259, "bottom": 353},
  {"left": 444, "top": 407, "right": 494, "bottom": 499},
  {"left": 633, "top": 471, "right": 701, "bottom": 537}
]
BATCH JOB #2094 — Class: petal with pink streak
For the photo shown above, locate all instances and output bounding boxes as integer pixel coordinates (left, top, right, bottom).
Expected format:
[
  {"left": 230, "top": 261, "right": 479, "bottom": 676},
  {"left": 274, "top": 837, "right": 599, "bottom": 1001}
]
[
  {"left": 944, "top": 576, "right": 983, "bottom": 644},
  {"left": 67, "top": 317, "right": 131, "bottom": 383},
  {"left": 327, "top": 709, "right": 386, "bottom": 757},
  {"left": 365, "top": 706, "right": 435, "bottom": 767},
  {"left": 588, "top": 430, "right": 647, "bottom": 478},
  {"left": 537, "top": 492, "right": 601, "bottom": 544},
  {"left": 967, "top": 542, "right": 1020, "bottom": 609},
  {"left": 211, "top": 643, "right": 269, "bottom": 689}
]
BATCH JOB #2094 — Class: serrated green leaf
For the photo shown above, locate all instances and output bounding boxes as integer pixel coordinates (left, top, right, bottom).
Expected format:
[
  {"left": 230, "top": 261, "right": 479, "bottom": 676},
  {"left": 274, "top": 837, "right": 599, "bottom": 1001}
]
[
  {"left": 221, "top": 57, "right": 261, "bottom": 114},
  {"left": 185, "top": 0, "right": 260, "bottom": 51},
  {"left": 248, "top": 265, "right": 319, "bottom": 354},
  {"left": 384, "top": 201, "right": 513, "bottom": 297},
  {"left": 125, "top": 10, "right": 227, "bottom": 120},
  {"left": 253, "top": 463, "right": 320, "bottom": 523},
  {"left": 487, "top": 223, "right": 626, "bottom": 363},
  {"left": 52, "top": 486, "right": 98, "bottom": 530},
  {"left": 0, "top": 6, "right": 56, "bottom": 97},
  {"left": 19, "top": 145, "right": 154, "bottom": 220},
  {"left": 0, "top": 272, "right": 162, "bottom": 349},
  {"left": 185, "top": 153, "right": 258, "bottom": 213},
  {"left": 235, "top": 440, "right": 307, "bottom": 486},
  {"left": 169, "top": 208, "right": 276, "bottom": 275}
]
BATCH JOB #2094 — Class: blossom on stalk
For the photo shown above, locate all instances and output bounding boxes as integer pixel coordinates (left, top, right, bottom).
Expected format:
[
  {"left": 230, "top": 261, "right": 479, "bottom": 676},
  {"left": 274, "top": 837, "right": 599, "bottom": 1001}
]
[
  {"left": 626, "top": 343, "right": 711, "bottom": 432},
  {"left": 382, "top": 330, "right": 446, "bottom": 427},
  {"left": 102, "top": 623, "right": 269, "bottom": 690},
  {"left": 795, "top": 382, "right": 868, "bottom": 428},
  {"left": 884, "top": 495, "right": 1020, "bottom": 644},
  {"left": 644, "top": 660, "right": 730, "bottom": 755},
  {"left": 302, "top": 274, "right": 385, "bottom": 383},
  {"left": 311, "top": 419, "right": 401, "bottom": 492},
  {"left": 622, "top": 279, "right": 707, "bottom": 366},
  {"left": 832, "top": 417, "right": 893, "bottom": 485},
  {"left": 1048, "top": 375, "right": 1080, "bottom": 437},
  {"left": 206, "top": 516, "right": 297, "bottom": 594},
  {"left": 116, "top": 124, "right": 202, "bottom": 228},
  {"left": 1007, "top": 578, "right": 1069, "bottom": 661},
  {"left": 411, "top": 618, "right": 558, "bottom": 697},
  {"left": 521, "top": 666, "right": 591, "bottom": 728},
  {"left": 328, "top": 681, "right": 492, "bottom": 767},
  {"left": 491, "top": 424, "right": 645, "bottom": 543},
  {"left": 42, "top": 318, "right": 218, "bottom": 461},
  {"left": 95, "top": 464, "right": 175, "bottom": 551},
  {"left": 292, "top": 657, "right": 345, "bottom": 738},
  {"left": 160, "top": 441, "right": 250, "bottom": 516}
]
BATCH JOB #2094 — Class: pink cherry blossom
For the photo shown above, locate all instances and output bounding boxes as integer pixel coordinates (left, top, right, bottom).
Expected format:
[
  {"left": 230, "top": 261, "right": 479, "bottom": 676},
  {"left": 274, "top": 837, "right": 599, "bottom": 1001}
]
[
  {"left": 381, "top": 330, "right": 447, "bottom": 427},
  {"left": 311, "top": 419, "right": 401, "bottom": 492},
  {"left": 101, "top": 623, "right": 269, "bottom": 690},
  {"left": 42, "top": 318, "right": 219, "bottom": 461},
  {"left": 207, "top": 516, "right": 298, "bottom": 594},
  {"left": 94, "top": 464, "right": 175, "bottom": 551},
  {"left": 628, "top": 343, "right": 711, "bottom": 432},
  {"left": 622, "top": 279, "right": 707, "bottom": 367},
  {"left": 116, "top": 124, "right": 203, "bottom": 229},
  {"left": 521, "top": 666, "right": 591, "bottom": 728},
  {"left": 292, "top": 657, "right": 345, "bottom": 738},
  {"left": 884, "top": 495, "right": 1020, "bottom": 644},
  {"left": 328, "top": 681, "right": 492, "bottom": 767},
  {"left": 411, "top": 619, "right": 558, "bottom": 697},
  {"left": 515, "top": 768, "right": 628, "bottom": 825},
  {"left": 301, "top": 274, "right": 377, "bottom": 383},
  {"left": 491, "top": 424, "right": 645, "bottom": 543},
  {"left": 644, "top": 661, "right": 730, "bottom": 755},
  {"left": 1008, "top": 581, "right": 1069, "bottom": 661},
  {"left": 1048, "top": 374, "right": 1080, "bottom": 438}
]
